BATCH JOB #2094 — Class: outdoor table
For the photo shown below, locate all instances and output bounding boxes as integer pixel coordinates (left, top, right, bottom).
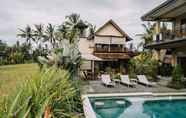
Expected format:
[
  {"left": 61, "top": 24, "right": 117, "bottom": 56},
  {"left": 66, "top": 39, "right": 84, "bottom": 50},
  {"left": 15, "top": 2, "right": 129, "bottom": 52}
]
[
  {"left": 130, "top": 79, "right": 138, "bottom": 83},
  {"left": 113, "top": 79, "right": 121, "bottom": 84}
]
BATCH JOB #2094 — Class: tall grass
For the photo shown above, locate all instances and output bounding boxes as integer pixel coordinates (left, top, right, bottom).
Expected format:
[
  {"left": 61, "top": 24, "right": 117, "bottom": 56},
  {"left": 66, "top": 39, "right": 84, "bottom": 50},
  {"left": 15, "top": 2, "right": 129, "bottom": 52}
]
[{"left": 0, "top": 67, "right": 83, "bottom": 118}]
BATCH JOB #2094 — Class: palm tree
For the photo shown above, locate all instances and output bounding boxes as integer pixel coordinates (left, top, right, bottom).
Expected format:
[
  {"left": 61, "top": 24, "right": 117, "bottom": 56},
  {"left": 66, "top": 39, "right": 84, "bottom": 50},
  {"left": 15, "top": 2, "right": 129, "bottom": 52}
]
[
  {"left": 65, "top": 13, "right": 88, "bottom": 38},
  {"left": 88, "top": 24, "right": 96, "bottom": 40},
  {"left": 65, "top": 13, "right": 81, "bottom": 30},
  {"left": 136, "top": 23, "right": 155, "bottom": 51},
  {"left": 45, "top": 23, "right": 56, "bottom": 48},
  {"left": 34, "top": 24, "right": 44, "bottom": 46},
  {"left": 57, "top": 24, "right": 68, "bottom": 40},
  {"left": 17, "top": 25, "right": 34, "bottom": 46},
  {"left": 141, "top": 22, "right": 155, "bottom": 45}
]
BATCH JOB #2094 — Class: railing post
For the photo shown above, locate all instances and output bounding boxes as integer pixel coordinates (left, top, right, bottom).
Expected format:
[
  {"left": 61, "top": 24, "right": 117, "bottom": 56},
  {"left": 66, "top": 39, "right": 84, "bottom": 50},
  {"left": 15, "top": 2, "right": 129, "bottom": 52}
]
[{"left": 156, "top": 21, "right": 161, "bottom": 34}]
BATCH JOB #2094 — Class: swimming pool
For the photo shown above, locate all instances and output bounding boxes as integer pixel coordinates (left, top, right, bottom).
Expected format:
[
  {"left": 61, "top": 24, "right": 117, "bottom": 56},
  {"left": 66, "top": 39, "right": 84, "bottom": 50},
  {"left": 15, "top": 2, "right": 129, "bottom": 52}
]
[{"left": 89, "top": 96, "right": 186, "bottom": 118}]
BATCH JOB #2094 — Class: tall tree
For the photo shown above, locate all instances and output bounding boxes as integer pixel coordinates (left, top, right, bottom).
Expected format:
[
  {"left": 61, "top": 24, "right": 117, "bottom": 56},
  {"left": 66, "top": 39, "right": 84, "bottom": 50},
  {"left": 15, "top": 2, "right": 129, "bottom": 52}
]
[
  {"left": 45, "top": 23, "right": 56, "bottom": 48},
  {"left": 34, "top": 24, "right": 45, "bottom": 46},
  {"left": 141, "top": 22, "right": 155, "bottom": 45},
  {"left": 17, "top": 25, "right": 34, "bottom": 46},
  {"left": 65, "top": 13, "right": 88, "bottom": 39},
  {"left": 58, "top": 24, "right": 68, "bottom": 39},
  {"left": 136, "top": 22, "right": 155, "bottom": 51},
  {"left": 88, "top": 24, "right": 96, "bottom": 40}
]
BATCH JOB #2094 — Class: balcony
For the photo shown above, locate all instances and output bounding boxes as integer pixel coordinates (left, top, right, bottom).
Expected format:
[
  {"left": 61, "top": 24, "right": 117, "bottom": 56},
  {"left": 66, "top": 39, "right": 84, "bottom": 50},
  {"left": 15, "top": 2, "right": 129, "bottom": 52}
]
[
  {"left": 145, "top": 32, "right": 186, "bottom": 49},
  {"left": 152, "top": 31, "right": 186, "bottom": 42},
  {"left": 93, "top": 45, "right": 136, "bottom": 59},
  {"left": 94, "top": 46, "right": 129, "bottom": 53}
]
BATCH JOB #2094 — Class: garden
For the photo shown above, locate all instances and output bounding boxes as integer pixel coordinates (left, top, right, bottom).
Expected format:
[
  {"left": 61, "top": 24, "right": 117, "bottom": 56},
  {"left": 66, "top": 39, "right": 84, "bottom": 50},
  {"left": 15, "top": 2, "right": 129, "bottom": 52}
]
[{"left": 0, "top": 13, "right": 94, "bottom": 118}]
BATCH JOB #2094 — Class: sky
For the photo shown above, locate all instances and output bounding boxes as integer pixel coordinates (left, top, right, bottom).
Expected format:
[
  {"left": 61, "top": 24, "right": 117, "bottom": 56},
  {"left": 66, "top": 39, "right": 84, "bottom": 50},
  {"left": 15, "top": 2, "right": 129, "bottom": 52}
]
[{"left": 0, "top": 0, "right": 165, "bottom": 45}]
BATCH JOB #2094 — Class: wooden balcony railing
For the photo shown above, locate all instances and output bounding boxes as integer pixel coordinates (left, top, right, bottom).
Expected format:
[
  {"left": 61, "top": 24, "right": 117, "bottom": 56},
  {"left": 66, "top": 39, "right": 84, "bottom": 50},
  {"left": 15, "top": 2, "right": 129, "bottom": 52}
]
[
  {"left": 94, "top": 47, "right": 130, "bottom": 53},
  {"left": 153, "top": 32, "right": 186, "bottom": 43}
]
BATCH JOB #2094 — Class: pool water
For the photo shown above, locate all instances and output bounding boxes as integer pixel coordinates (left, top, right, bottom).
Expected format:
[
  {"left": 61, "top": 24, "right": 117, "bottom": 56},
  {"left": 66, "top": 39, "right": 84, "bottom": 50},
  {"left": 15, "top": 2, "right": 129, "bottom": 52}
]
[{"left": 90, "top": 97, "right": 186, "bottom": 118}]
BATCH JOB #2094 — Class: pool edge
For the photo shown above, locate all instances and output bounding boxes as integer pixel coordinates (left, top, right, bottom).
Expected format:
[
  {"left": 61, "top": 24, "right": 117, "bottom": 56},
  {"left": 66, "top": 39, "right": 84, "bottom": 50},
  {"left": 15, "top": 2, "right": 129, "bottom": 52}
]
[{"left": 82, "top": 92, "right": 186, "bottom": 118}]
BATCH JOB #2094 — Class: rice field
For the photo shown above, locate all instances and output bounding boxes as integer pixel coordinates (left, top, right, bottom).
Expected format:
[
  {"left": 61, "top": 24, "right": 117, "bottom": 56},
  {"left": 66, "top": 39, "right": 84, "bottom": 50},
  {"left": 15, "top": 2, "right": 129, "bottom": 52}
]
[{"left": 0, "top": 63, "right": 39, "bottom": 96}]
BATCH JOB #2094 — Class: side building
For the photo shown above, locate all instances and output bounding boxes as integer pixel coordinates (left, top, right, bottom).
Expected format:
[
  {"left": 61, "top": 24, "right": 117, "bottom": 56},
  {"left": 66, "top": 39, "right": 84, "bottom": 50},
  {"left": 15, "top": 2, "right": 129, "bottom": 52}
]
[{"left": 142, "top": 0, "right": 186, "bottom": 75}]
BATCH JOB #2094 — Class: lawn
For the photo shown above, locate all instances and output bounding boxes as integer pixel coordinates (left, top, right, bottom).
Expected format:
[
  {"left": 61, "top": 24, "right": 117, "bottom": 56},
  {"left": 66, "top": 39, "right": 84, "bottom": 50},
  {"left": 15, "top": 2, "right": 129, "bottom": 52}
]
[{"left": 0, "top": 63, "right": 39, "bottom": 96}]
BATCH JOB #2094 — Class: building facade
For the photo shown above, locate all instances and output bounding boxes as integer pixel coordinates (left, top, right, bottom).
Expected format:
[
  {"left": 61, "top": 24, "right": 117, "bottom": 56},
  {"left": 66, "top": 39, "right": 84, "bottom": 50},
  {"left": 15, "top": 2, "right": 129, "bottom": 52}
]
[
  {"left": 79, "top": 20, "right": 135, "bottom": 79},
  {"left": 142, "top": 0, "right": 186, "bottom": 75}
]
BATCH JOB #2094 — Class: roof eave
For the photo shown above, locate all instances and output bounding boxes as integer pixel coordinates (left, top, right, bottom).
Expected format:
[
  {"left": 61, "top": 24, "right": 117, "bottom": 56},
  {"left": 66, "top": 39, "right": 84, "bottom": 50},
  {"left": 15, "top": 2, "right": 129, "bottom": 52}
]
[{"left": 141, "top": 0, "right": 175, "bottom": 21}]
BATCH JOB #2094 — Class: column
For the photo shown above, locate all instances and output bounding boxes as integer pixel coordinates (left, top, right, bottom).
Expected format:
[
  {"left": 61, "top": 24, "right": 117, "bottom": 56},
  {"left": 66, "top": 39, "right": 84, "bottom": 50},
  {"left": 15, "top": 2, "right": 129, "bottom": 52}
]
[
  {"left": 92, "top": 60, "right": 95, "bottom": 79},
  {"left": 155, "top": 21, "right": 161, "bottom": 34},
  {"left": 172, "top": 53, "right": 177, "bottom": 67}
]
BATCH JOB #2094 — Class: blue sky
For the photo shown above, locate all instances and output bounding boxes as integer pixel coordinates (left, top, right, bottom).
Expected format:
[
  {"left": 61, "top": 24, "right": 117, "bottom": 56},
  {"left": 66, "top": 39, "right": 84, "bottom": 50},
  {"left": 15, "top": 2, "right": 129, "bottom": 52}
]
[{"left": 0, "top": 0, "right": 165, "bottom": 45}]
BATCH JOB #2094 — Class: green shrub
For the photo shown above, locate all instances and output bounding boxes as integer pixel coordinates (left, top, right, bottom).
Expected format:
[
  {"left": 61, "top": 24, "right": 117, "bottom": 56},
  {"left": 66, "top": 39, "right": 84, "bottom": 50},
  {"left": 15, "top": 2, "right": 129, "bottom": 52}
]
[
  {"left": 113, "top": 73, "right": 121, "bottom": 80},
  {"left": 168, "top": 65, "right": 184, "bottom": 89},
  {"left": 172, "top": 65, "right": 184, "bottom": 82},
  {"left": 129, "top": 53, "right": 159, "bottom": 80},
  {"left": 159, "top": 63, "right": 173, "bottom": 76},
  {"left": 0, "top": 67, "right": 83, "bottom": 118}
]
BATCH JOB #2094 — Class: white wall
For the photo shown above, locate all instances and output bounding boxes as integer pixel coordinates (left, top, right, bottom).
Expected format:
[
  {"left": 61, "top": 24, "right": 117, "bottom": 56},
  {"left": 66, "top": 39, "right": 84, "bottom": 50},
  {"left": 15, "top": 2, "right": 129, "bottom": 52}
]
[{"left": 96, "top": 23, "right": 123, "bottom": 37}]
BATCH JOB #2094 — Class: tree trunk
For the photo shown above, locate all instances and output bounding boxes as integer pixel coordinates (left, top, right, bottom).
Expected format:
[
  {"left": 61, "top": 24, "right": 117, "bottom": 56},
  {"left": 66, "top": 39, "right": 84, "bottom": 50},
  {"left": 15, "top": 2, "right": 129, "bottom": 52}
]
[{"left": 44, "top": 106, "right": 51, "bottom": 118}]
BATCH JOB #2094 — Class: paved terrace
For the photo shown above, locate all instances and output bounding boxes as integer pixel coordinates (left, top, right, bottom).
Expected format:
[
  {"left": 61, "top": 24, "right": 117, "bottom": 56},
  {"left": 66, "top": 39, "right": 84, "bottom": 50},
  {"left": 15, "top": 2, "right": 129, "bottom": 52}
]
[{"left": 81, "top": 78, "right": 186, "bottom": 94}]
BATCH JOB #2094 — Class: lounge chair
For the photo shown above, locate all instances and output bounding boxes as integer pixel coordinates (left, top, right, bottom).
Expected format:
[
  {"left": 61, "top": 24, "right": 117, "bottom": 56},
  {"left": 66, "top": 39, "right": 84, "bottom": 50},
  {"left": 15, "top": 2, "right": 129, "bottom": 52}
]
[
  {"left": 101, "top": 74, "right": 115, "bottom": 87},
  {"left": 120, "top": 75, "right": 136, "bottom": 87},
  {"left": 137, "top": 75, "right": 156, "bottom": 87}
]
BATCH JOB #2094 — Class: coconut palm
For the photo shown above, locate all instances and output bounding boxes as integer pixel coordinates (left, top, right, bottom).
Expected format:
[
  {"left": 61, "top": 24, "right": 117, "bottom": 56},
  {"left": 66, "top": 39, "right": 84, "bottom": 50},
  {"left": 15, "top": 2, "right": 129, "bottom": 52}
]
[
  {"left": 58, "top": 24, "right": 68, "bottom": 39},
  {"left": 65, "top": 13, "right": 88, "bottom": 39},
  {"left": 141, "top": 22, "right": 155, "bottom": 45},
  {"left": 65, "top": 13, "right": 81, "bottom": 30},
  {"left": 45, "top": 23, "right": 56, "bottom": 48},
  {"left": 17, "top": 25, "right": 34, "bottom": 46},
  {"left": 88, "top": 24, "right": 96, "bottom": 40},
  {"left": 34, "top": 24, "right": 45, "bottom": 46}
]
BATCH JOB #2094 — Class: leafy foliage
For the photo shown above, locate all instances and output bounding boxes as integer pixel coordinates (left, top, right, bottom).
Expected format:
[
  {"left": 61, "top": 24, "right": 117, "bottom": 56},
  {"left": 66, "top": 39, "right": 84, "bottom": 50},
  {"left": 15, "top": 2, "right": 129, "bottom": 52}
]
[
  {"left": 0, "top": 67, "right": 83, "bottom": 118},
  {"left": 138, "top": 23, "right": 155, "bottom": 50},
  {"left": 0, "top": 41, "right": 32, "bottom": 65},
  {"left": 159, "top": 63, "right": 173, "bottom": 76},
  {"left": 168, "top": 65, "right": 185, "bottom": 89},
  {"left": 129, "top": 52, "right": 159, "bottom": 80}
]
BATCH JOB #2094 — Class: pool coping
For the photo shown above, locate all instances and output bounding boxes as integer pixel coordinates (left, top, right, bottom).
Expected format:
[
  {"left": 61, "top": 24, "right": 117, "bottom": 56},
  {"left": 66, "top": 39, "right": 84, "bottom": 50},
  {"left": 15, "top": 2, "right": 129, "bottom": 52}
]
[{"left": 82, "top": 92, "right": 186, "bottom": 118}]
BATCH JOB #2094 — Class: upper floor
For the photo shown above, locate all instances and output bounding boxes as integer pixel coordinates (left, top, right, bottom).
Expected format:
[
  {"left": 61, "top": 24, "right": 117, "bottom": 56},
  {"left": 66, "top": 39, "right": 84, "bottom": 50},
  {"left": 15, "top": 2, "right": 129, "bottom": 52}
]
[
  {"left": 93, "top": 20, "right": 132, "bottom": 53},
  {"left": 79, "top": 20, "right": 134, "bottom": 59},
  {"left": 142, "top": 0, "right": 186, "bottom": 49}
]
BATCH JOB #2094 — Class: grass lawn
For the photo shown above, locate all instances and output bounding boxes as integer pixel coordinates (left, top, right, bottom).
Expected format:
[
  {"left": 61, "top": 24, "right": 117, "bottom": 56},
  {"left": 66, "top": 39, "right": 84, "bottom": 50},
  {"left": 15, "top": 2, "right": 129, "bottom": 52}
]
[{"left": 0, "top": 63, "right": 39, "bottom": 96}]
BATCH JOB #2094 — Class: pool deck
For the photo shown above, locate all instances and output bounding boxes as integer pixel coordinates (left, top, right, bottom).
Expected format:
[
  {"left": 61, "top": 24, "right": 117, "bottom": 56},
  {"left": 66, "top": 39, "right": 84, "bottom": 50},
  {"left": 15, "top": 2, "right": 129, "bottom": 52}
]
[
  {"left": 81, "top": 78, "right": 186, "bottom": 118},
  {"left": 81, "top": 78, "right": 186, "bottom": 95}
]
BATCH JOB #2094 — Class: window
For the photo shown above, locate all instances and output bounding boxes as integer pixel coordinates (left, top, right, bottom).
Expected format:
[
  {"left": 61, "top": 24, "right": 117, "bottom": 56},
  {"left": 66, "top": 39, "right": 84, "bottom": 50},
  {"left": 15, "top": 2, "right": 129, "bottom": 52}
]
[{"left": 181, "top": 19, "right": 186, "bottom": 37}]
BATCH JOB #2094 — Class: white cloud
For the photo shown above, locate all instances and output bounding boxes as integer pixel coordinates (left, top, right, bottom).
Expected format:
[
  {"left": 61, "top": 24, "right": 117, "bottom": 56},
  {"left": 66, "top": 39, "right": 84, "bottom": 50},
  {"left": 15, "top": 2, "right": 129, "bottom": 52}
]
[{"left": 0, "top": 0, "right": 165, "bottom": 45}]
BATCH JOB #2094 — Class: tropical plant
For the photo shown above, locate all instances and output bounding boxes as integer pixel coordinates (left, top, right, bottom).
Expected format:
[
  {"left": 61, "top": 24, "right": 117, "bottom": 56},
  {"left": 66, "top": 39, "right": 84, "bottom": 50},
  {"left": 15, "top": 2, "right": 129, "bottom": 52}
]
[
  {"left": 0, "top": 40, "right": 7, "bottom": 52},
  {"left": 0, "top": 67, "right": 83, "bottom": 118},
  {"left": 65, "top": 13, "right": 88, "bottom": 39},
  {"left": 34, "top": 24, "right": 45, "bottom": 46},
  {"left": 168, "top": 65, "right": 185, "bottom": 89},
  {"left": 88, "top": 24, "right": 96, "bottom": 40},
  {"left": 57, "top": 24, "right": 68, "bottom": 40},
  {"left": 159, "top": 63, "right": 173, "bottom": 76},
  {"left": 137, "top": 23, "right": 155, "bottom": 50},
  {"left": 45, "top": 23, "right": 56, "bottom": 48},
  {"left": 141, "top": 23, "right": 155, "bottom": 44},
  {"left": 129, "top": 52, "right": 159, "bottom": 80},
  {"left": 172, "top": 65, "right": 184, "bottom": 82},
  {"left": 17, "top": 25, "right": 34, "bottom": 46}
]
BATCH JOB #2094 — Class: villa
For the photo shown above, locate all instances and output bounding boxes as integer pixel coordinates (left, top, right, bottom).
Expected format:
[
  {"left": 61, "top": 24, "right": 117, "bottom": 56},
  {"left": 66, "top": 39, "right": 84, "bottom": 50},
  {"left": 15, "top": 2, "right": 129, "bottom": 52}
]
[
  {"left": 142, "top": 0, "right": 186, "bottom": 75},
  {"left": 79, "top": 20, "right": 135, "bottom": 79},
  {"left": 82, "top": 1, "right": 186, "bottom": 118}
]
